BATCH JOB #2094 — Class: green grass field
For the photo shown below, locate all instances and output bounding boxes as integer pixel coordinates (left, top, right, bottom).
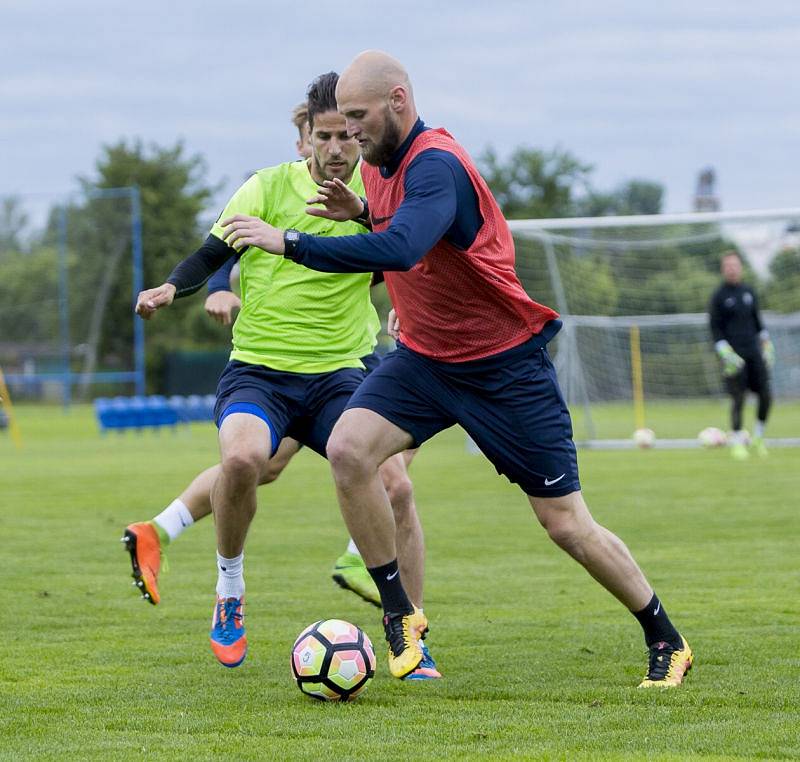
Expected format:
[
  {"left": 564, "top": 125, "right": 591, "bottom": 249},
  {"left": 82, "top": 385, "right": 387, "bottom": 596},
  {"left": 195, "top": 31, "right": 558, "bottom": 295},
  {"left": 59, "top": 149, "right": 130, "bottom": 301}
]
[{"left": 2, "top": 403, "right": 799, "bottom": 760}]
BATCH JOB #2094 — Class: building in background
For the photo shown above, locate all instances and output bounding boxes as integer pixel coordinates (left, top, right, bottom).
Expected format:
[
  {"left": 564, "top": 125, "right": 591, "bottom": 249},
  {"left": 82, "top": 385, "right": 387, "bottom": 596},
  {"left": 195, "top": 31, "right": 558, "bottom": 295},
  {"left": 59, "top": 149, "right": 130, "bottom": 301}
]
[{"left": 693, "top": 167, "right": 720, "bottom": 212}]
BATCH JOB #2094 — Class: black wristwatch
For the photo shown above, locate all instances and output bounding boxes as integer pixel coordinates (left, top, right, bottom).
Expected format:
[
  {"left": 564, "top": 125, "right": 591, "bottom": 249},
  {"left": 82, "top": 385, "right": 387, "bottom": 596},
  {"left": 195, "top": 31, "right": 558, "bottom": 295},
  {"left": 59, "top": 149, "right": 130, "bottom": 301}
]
[
  {"left": 283, "top": 229, "right": 302, "bottom": 261},
  {"left": 354, "top": 196, "right": 371, "bottom": 229}
]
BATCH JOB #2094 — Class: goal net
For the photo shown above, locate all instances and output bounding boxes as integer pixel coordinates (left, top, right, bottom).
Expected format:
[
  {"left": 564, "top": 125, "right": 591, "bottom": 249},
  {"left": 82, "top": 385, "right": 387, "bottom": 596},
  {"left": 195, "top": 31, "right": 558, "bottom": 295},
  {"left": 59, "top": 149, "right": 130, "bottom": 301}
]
[{"left": 509, "top": 209, "right": 800, "bottom": 443}]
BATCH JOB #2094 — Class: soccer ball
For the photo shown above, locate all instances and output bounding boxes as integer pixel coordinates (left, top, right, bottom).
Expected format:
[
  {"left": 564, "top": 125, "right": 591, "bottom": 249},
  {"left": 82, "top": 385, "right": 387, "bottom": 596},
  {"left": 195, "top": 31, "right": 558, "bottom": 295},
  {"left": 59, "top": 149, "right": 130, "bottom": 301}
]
[
  {"left": 632, "top": 428, "right": 656, "bottom": 449},
  {"left": 291, "top": 619, "right": 376, "bottom": 701},
  {"left": 698, "top": 427, "right": 727, "bottom": 448}
]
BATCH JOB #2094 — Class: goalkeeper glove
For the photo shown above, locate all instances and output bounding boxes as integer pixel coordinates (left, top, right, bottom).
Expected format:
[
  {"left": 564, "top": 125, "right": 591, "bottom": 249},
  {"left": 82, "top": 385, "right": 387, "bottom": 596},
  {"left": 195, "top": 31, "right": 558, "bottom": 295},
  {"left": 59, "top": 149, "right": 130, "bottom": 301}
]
[
  {"left": 716, "top": 340, "right": 745, "bottom": 377},
  {"left": 761, "top": 338, "right": 775, "bottom": 369}
]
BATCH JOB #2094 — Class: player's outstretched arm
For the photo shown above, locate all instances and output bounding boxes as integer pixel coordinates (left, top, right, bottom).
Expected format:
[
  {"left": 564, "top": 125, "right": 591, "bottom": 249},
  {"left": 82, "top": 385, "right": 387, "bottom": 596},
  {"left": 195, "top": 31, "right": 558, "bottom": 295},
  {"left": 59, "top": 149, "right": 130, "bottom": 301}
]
[
  {"left": 135, "top": 283, "right": 176, "bottom": 320},
  {"left": 221, "top": 214, "right": 285, "bottom": 255},
  {"left": 305, "top": 178, "right": 365, "bottom": 222}
]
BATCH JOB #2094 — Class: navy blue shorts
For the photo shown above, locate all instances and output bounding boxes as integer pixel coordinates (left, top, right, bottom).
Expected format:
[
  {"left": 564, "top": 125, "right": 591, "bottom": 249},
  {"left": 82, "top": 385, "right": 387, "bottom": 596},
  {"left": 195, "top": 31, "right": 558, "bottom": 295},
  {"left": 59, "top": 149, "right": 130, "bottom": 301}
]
[
  {"left": 214, "top": 359, "right": 370, "bottom": 458},
  {"left": 345, "top": 338, "right": 580, "bottom": 498}
]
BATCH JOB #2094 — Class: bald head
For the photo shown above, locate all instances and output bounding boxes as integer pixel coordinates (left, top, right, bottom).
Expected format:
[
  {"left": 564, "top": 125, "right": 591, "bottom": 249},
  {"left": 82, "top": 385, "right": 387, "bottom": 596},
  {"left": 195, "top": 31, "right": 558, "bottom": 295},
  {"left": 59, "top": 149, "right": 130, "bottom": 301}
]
[
  {"left": 336, "top": 50, "right": 418, "bottom": 166},
  {"left": 339, "top": 50, "right": 412, "bottom": 100}
]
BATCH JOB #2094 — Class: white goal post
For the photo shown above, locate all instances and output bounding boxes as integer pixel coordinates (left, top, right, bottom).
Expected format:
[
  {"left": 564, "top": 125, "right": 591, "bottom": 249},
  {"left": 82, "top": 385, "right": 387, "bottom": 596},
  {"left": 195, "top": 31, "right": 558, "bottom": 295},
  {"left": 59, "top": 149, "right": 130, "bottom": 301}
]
[{"left": 506, "top": 207, "right": 800, "bottom": 443}]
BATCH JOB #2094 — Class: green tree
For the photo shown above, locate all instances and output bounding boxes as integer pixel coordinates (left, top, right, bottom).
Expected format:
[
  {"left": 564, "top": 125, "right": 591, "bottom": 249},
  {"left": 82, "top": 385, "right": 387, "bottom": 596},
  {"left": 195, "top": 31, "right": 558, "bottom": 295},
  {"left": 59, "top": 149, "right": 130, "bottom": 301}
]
[
  {"left": 69, "top": 140, "right": 224, "bottom": 387},
  {"left": 479, "top": 146, "right": 592, "bottom": 219},
  {"left": 764, "top": 247, "right": 800, "bottom": 313},
  {"left": 0, "top": 196, "right": 30, "bottom": 254},
  {"left": 577, "top": 179, "right": 664, "bottom": 217}
]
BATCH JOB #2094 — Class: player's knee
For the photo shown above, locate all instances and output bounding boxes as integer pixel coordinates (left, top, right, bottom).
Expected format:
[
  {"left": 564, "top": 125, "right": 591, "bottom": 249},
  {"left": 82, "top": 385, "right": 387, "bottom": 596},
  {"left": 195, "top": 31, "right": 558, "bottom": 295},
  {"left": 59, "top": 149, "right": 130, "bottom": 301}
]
[
  {"left": 327, "top": 430, "right": 370, "bottom": 480},
  {"left": 384, "top": 472, "right": 414, "bottom": 511},
  {"left": 221, "top": 449, "right": 262, "bottom": 485},
  {"left": 531, "top": 495, "right": 592, "bottom": 554},
  {"left": 259, "top": 453, "right": 291, "bottom": 484}
]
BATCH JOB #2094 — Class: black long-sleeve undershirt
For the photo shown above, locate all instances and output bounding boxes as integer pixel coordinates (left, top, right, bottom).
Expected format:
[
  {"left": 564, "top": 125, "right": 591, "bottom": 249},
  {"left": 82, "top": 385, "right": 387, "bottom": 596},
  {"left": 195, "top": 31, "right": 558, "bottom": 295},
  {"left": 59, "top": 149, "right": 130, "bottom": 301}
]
[{"left": 166, "top": 235, "right": 239, "bottom": 297}]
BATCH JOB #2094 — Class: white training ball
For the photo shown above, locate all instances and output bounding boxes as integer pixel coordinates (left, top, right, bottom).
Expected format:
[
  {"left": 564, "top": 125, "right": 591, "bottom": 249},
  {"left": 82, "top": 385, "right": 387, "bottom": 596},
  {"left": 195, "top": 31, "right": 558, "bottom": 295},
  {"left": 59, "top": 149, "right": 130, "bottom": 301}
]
[
  {"left": 633, "top": 428, "right": 656, "bottom": 449},
  {"left": 698, "top": 427, "right": 727, "bottom": 448}
]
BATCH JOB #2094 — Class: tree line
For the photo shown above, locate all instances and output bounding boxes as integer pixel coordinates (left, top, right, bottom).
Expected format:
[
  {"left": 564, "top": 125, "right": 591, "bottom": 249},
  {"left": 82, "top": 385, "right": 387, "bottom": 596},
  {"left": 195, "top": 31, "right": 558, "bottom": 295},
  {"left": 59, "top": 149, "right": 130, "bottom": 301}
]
[{"left": 1, "top": 140, "right": 798, "bottom": 389}]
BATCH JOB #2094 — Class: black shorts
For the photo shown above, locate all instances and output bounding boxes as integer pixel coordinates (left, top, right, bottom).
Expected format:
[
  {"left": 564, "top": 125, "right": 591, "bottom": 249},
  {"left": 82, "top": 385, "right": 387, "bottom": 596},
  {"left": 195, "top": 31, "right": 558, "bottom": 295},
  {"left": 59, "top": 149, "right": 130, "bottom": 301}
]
[
  {"left": 345, "top": 337, "right": 580, "bottom": 498},
  {"left": 724, "top": 354, "right": 770, "bottom": 396}
]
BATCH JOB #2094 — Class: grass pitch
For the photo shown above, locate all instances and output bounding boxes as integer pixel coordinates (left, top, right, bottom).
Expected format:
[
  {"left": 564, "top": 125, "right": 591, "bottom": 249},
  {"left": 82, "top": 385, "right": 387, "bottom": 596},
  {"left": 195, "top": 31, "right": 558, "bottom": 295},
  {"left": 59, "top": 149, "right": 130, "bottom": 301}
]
[{"left": 1, "top": 403, "right": 799, "bottom": 760}]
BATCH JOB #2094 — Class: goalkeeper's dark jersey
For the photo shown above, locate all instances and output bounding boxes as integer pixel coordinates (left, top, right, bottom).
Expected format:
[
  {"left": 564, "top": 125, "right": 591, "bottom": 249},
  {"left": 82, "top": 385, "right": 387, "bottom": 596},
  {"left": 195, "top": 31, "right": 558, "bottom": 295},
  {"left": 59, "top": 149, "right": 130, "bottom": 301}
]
[{"left": 709, "top": 282, "right": 764, "bottom": 358}]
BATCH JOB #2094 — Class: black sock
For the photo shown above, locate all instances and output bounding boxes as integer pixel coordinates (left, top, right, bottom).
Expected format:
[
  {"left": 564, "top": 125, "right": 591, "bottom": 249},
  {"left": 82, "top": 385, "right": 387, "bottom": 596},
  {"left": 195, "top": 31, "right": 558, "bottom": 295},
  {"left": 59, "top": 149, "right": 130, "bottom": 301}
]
[
  {"left": 632, "top": 593, "right": 682, "bottom": 648},
  {"left": 367, "top": 559, "right": 413, "bottom": 614}
]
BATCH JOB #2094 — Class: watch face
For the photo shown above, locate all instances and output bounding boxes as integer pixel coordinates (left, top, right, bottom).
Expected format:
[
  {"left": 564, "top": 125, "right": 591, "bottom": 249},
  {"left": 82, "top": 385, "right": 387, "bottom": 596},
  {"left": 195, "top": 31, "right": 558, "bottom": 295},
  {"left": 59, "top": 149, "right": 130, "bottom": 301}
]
[{"left": 286, "top": 230, "right": 300, "bottom": 242}]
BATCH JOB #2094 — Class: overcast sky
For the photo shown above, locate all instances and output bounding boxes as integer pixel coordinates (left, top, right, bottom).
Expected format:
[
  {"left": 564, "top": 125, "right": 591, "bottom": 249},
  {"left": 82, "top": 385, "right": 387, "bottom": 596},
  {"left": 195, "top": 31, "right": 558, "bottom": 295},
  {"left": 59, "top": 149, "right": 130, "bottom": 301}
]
[{"left": 2, "top": 0, "right": 799, "bottom": 216}]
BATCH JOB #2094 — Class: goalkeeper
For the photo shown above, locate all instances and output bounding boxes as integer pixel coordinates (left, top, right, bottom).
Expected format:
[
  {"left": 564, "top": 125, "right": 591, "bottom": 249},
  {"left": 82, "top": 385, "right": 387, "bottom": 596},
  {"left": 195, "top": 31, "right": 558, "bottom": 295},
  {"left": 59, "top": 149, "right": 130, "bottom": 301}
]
[{"left": 709, "top": 250, "right": 774, "bottom": 459}]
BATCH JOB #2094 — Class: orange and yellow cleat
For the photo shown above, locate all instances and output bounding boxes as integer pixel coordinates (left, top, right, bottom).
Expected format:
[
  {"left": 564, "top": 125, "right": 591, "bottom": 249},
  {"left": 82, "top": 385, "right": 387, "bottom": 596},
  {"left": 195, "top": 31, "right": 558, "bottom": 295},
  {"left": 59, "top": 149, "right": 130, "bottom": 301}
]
[
  {"left": 638, "top": 636, "right": 693, "bottom": 688},
  {"left": 383, "top": 608, "right": 426, "bottom": 678}
]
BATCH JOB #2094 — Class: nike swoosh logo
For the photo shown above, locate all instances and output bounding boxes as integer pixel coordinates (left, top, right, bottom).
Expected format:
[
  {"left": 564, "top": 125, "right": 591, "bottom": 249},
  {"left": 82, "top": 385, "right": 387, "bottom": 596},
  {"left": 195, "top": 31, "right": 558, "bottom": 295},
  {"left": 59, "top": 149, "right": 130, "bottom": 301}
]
[
  {"left": 386, "top": 570, "right": 399, "bottom": 581},
  {"left": 371, "top": 213, "right": 394, "bottom": 224},
  {"left": 544, "top": 474, "right": 566, "bottom": 486},
  {"left": 653, "top": 602, "right": 661, "bottom": 616}
]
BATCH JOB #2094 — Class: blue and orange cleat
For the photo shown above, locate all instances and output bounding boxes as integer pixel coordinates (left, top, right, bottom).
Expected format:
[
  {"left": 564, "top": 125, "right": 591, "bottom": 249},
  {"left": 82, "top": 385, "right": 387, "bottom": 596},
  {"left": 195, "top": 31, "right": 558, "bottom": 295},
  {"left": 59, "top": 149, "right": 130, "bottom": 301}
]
[
  {"left": 121, "top": 522, "right": 162, "bottom": 605},
  {"left": 638, "top": 636, "right": 693, "bottom": 688},
  {"left": 210, "top": 596, "right": 247, "bottom": 668},
  {"left": 403, "top": 643, "right": 442, "bottom": 680}
]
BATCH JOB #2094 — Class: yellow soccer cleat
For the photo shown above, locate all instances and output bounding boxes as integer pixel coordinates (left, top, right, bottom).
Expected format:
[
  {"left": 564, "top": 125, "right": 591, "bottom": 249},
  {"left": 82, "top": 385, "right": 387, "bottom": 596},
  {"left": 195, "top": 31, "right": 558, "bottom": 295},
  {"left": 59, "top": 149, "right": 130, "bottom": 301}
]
[
  {"left": 382, "top": 609, "right": 426, "bottom": 678},
  {"left": 752, "top": 436, "right": 768, "bottom": 458},
  {"left": 638, "top": 636, "right": 693, "bottom": 688},
  {"left": 121, "top": 522, "right": 162, "bottom": 605}
]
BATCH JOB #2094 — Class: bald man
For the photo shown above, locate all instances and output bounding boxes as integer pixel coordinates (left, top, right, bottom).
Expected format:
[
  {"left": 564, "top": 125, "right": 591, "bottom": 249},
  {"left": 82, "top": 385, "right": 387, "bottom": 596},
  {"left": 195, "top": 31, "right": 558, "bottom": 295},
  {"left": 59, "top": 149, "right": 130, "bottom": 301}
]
[{"left": 220, "top": 50, "right": 692, "bottom": 688}]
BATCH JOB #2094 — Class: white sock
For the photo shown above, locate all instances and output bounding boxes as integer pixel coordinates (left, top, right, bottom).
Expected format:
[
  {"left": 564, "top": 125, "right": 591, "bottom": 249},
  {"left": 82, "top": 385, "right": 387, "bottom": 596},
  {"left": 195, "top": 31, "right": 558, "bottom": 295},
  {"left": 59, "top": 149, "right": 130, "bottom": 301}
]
[
  {"left": 153, "top": 498, "right": 194, "bottom": 542},
  {"left": 754, "top": 421, "right": 765, "bottom": 438},
  {"left": 346, "top": 538, "right": 361, "bottom": 556},
  {"left": 216, "top": 552, "right": 245, "bottom": 599},
  {"left": 732, "top": 429, "right": 744, "bottom": 445}
]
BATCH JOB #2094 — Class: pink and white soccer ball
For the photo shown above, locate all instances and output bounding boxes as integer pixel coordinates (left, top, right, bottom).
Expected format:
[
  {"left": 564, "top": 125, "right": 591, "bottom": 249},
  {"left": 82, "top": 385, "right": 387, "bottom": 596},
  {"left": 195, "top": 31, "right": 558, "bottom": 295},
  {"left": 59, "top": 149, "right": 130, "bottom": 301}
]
[
  {"left": 633, "top": 428, "right": 656, "bottom": 449},
  {"left": 291, "top": 619, "right": 376, "bottom": 701},
  {"left": 697, "top": 427, "right": 728, "bottom": 448}
]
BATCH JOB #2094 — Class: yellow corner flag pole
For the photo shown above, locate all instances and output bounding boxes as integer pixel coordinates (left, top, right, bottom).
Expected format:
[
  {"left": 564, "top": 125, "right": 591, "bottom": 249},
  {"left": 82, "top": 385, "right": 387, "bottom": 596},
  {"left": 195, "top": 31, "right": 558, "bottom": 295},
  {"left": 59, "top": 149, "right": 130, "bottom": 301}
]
[
  {"left": 0, "top": 366, "right": 23, "bottom": 449},
  {"left": 630, "top": 325, "right": 646, "bottom": 431}
]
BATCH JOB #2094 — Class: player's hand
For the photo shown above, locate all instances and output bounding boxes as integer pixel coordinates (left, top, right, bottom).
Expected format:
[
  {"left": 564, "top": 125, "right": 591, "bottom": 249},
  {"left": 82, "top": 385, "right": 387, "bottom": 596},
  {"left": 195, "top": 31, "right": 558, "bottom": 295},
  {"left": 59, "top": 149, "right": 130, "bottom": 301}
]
[
  {"left": 306, "top": 178, "right": 364, "bottom": 221},
  {"left": 761, "top": 338, "right": 775, "bottom": 369},
  {"left": 205, "top": 291, "right": 241, "bottom": 325},
  {"left": 221, "top": 214, "right": 284, "bottom": 254},
  {"left": 387, "top": 308, "right": 401, "bottom": 340},
  {"left": 716, "top": 341, "right": 745, "bottom": 377},
  {"left": 135, "top": 283, "right": 176, "bottom": 320}
]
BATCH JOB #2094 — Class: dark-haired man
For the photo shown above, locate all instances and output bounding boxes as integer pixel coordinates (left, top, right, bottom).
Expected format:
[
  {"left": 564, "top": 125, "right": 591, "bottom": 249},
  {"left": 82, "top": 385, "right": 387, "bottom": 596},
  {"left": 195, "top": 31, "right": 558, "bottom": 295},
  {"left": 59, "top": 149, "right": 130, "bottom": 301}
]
[
  {"left": 132, "top": 72, "right": 437, "bottom": 677},
  {"left": 125, "top": 101, "right": 383, "bottom": 613},
  {"left": 709, "top": 250, "right": 774, "bottom": 459},
  {"left": 223, "top": 50, "right": 692, "bottom": 688}
]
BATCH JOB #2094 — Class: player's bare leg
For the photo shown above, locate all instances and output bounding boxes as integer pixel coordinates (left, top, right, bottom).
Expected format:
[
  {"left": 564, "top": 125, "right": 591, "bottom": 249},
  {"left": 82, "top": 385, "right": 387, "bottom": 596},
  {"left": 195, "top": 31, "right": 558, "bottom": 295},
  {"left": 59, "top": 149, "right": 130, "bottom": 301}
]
[
  {"left": 529, "top": 491, "right": 652, "bottom": 610},
  {"left": 181, "top": 437, "right": 302, "bottom": 521},
  {"left": 208, "top": 412, "right": 272, "bottom": 667},
  {"left": 328, "top": 409, "right": 412, "bottom": 566},
  {"left": 327, "top": 408, "right": 427, "bottom": 678},
  {"left": 379, "top": 453, "right": 424, "bottom": 607},
  {"left": 529, "top": 491, "right": 692, "bottom": 687}
]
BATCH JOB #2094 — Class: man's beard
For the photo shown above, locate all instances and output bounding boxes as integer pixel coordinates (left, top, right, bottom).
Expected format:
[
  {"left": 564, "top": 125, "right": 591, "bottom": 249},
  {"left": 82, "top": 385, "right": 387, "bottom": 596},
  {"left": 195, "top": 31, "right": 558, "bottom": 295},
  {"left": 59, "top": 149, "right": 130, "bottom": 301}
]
[{"left": 361, "top": 111, "right": 402, "bottom": 166}]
